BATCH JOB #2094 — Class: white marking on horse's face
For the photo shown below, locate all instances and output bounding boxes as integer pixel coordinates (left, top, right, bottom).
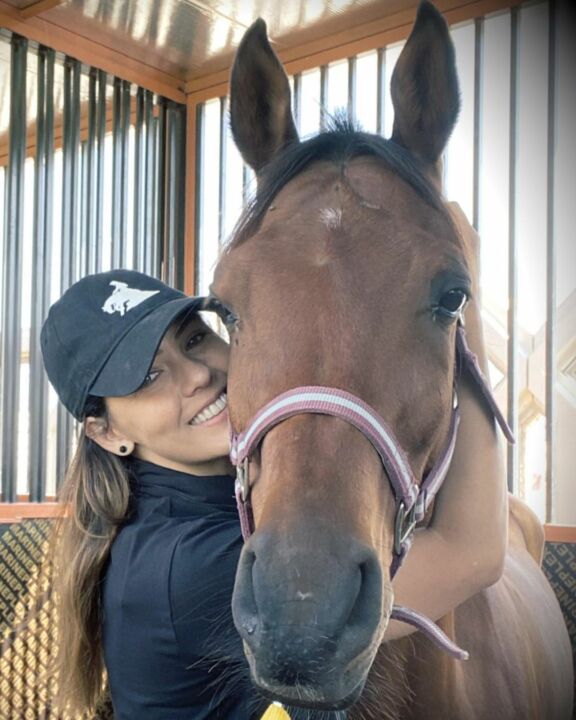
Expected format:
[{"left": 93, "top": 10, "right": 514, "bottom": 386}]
[{"left": 319, "top": 207, "right": 342, "bottom": 230}]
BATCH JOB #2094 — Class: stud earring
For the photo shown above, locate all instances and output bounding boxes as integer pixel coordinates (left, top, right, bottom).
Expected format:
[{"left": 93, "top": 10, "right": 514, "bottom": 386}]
[{"left": 119, "top": 445, "right": 128, "bottom": 455}]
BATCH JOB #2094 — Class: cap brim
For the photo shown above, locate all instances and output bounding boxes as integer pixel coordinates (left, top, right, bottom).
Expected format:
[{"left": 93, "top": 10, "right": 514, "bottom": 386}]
[{"left": 89, "top": 296, "right": 205, "bottom": 398}]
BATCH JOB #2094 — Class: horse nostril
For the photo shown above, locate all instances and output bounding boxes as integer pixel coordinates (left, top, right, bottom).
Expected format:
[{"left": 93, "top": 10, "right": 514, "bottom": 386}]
[
  {"left": 232, "top": 548, "right": 260, "bottom": 644},
  {"left": 338, "top": 551, "right": 383, "bottom": 661}
]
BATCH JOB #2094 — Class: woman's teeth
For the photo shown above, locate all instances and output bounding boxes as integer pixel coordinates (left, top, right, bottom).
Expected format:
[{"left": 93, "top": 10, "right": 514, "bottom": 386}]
[{"left": 190, "top": 392, "right": 227, "bottom": 426}]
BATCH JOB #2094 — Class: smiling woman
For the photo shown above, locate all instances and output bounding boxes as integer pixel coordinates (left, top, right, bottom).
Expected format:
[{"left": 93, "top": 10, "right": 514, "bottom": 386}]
[
  {"left": 39, "top": 269, "right": 272, "bottom": 719},
  {"left": 88, "top": 312, "right": 231, "bottom": 476}
]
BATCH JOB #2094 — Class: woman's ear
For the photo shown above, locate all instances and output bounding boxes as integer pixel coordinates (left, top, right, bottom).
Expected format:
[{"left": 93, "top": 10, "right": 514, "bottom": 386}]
[{"left": 85, "top": 416, "right": 135, "bottom": 457}]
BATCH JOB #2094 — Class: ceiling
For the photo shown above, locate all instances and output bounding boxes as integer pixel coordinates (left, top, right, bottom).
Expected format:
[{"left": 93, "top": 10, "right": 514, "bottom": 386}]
[{"left": 2, "top": 0, "right": 420, "bottom": 82}]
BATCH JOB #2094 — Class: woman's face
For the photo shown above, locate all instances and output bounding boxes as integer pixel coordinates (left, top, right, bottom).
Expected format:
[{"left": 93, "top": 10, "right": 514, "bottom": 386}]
[{"left": 105, "top": 314, "right": 231, "bottom": 475}]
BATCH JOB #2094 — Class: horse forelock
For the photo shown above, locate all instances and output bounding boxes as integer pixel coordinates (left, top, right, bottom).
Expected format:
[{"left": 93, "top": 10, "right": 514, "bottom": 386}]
[{"left": 227, "top": 116, "right": 451, "bottom": 250}]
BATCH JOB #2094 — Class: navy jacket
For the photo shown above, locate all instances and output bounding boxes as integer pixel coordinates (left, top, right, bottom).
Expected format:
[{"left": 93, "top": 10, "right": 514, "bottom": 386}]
[{"left": 102, "top": 459, "right": 266, "bottom": 719}]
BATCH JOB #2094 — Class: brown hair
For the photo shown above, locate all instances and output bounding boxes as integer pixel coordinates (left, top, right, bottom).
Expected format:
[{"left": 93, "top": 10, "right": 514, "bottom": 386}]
[{"left": 49, "top": 395, "right": 131, "bottom": 714}]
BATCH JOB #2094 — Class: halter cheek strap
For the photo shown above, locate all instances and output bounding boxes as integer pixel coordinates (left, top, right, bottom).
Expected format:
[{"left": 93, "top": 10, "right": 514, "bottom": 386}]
[{"left": 229, "top": 324, "right": 514, "bottom": 661}]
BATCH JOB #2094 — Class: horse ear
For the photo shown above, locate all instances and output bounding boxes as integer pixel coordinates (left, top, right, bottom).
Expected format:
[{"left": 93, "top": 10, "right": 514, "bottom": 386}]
[
  {"left": 391, "top": 1, "right": 460, "bottom": 173},
  {"left": 230, "top": 19, "right": 299, "bottom": 174}
]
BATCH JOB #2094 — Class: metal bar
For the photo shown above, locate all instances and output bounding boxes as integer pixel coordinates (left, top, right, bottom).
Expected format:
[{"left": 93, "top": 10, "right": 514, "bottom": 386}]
[
  {"left": 56, "top": 55, "right": 81, "bottom": 484},
  {"left": 134, "top": 86, "right": 145, "bottom": 271},
  {"left": 320, "top": 65, "right": 328, "bottom": 130},
  {"left": 293, "top": 73, "right": 301, "bottom": 133},
  {"left": 164, "top": 102, "right": 186, "bottom": 289},
  {"left": 86, "top": 69, "right": 97, "bottom": 275},
  {"left": 95, "top": 69, "right": 106, "bottom": 274},
  {"left": 79, "top": 140, "right": 88, "bottom": 275},
  {"left": 376, "top": 48, "right": 386, "bottom": 137},
  {"left": 28, "top": 45, "right": 54, "bottom": 501},
  {"left": 144, "top": 90, "right": 154, "bottom": 275},
  {"left": 348, "top": 56, "right": 357, "bottom": 123},
  {"left": 507, "top": 7, "right": 520, "bottom": 494},
  {"left": 195, "top": 102, "right": 204, "bottom": 291},
  {"left": 218, "top": 96, "right": 227, "bottom": 248},
  {"left": 242, "top": 164, "right": 250, "bottom": 208},
  {"left": 111, "top": 76, "right": 122, "bottom": 268},
  {"left": 545, "top": 0, "right": 557, "bottom": 523},
  {"left": 121, "top": 80, "right": 131, "bottom": 266},
  {"left": 156, "top": 99, "right": 167, "bottom": 281},
  {"left": 28, "top": 43, "right": 47, "bottom": 502},
  {"left": 472, "top": 17, "right": 484, "bottom": 231},
  {"left": 70, "top": 58, "right": 81, "bottom": 283},
  {"left": 1, "top": 34, "right": 27, "bottom": 502}
]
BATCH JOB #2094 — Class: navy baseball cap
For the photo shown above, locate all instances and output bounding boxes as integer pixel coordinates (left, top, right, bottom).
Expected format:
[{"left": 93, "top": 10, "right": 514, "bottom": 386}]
[{"left": 41, "top": 270, "right": 206, "bottom": 421}]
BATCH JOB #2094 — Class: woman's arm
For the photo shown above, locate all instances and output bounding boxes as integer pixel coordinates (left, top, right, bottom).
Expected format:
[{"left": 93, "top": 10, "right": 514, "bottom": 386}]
[{"left": 384, "top": 204, "right": 507, "bottom": 640}]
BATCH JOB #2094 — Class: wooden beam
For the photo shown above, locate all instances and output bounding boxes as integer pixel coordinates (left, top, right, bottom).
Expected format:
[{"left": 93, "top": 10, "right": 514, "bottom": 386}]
[
  {"left": 544, "top": 525, "right": 576, "bottom": 544},
  {"left": 19, "top": 0, "right": 65, "bottom": 20},
  {"left": 0, "top": 502, "right": 60, "bottom": 524},
  {"left": 184, "top": 0, "right": 524, "bottom": 103},
  {"left": 0, "top": 0, "right": 186, "bottom": 103}
]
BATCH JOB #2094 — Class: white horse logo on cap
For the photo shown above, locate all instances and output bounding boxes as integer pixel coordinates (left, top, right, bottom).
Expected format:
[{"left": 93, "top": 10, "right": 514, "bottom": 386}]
[{"left": 102, "top": 281, "right": 160, "bottom": 317}]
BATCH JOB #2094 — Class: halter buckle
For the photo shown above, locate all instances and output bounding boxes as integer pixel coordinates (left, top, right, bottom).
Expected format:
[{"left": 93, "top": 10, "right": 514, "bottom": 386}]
[
  {"left": 235, "top": 457, "right": 250, "bottom": 503},
  {"left": 394, "top": 501, "right": 417, "bottom": 556}
]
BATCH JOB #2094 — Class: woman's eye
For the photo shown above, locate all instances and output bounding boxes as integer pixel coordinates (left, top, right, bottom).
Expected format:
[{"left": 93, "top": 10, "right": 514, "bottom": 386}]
[
  {"left": 186, "top": 331, "right": 208, "bottom": 350},
  {"left": 141, "top": 370, "right": 161, "bottom": 387},
  {"left": 224, "top": 311, "right": 237, "bottom": 328},
  {"left": 435, "top": 289, "right": 468, "bottom": 320}
]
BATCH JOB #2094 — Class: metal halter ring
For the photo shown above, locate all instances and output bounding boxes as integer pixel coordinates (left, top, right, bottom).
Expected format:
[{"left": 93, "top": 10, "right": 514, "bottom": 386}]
[
  {"left": 235, "top": 457, "right": 250, "bottom": 503},
  {"left": 394, "top": 501, "right": 417, "bottom": 556}
]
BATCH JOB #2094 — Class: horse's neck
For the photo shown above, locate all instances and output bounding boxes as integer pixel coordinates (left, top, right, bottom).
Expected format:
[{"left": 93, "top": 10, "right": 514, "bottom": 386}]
[{"left": 349, "top": 638, "right": 415, "bottom": 720}]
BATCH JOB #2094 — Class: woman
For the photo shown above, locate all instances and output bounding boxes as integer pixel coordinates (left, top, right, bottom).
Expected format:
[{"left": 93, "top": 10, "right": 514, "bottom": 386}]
[{"left": 41, "top": 208, "right": 506, "bottom": 718}]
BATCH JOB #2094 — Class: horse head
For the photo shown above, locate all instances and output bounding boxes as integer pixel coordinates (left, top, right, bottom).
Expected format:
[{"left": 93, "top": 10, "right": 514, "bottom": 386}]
[{"left": 212, "top": 1, "right": 472, "bottom": 709}]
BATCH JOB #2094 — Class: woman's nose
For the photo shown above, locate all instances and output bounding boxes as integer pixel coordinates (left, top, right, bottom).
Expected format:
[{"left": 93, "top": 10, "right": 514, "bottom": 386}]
[{"left": 179, "top": 359, "right": 211, "bottom": 396}]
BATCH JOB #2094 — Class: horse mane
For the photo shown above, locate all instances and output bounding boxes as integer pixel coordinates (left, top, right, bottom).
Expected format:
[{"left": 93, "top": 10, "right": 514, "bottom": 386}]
[{"left": 229, "top": 115, "right": 445, "bottom": 248}]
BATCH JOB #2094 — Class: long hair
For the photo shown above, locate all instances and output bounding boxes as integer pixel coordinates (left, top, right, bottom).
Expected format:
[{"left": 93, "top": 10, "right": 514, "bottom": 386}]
[{"left": 49, "top": 395, "right": 131, "bottom": 714}]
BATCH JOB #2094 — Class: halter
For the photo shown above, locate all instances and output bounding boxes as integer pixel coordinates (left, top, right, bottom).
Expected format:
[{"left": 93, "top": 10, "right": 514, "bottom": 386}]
[{"left": 229, "top": 323, "right": 514, "bottom": 661}]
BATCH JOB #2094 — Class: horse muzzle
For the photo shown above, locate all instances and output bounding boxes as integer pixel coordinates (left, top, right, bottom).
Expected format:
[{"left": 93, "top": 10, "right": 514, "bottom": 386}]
[{"left": 231, "top": 528, "right": 389, "bottom": 708}]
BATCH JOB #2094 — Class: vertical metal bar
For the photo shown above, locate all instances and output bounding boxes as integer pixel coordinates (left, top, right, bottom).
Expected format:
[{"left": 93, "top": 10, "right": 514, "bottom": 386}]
[
  {"left": 70, "top": 59, "right": 81, "bottom": 283},
  {"left": 112, "top": 76, "right": 122, "bottom": 268},
  {"left": 545, "top": 0, "right": 557, "bottom": 523},
  {"left": 1, "top": 34, "right": 27, "bottom": 501},
  {"left": 195, "top": 102, "right": 205, "bottom": 290},
  {"left": 507, "top": 7, "right": 520, "bottom": 494},
  {"left": 95, "top": 69, "right": 106, "bottom": 273},
  {"left": 164, "top": 102, "right": 186, "bottom": 290},
  {"left": 121, "top": 80, "right": 131, "bottom": 266},
  {"left": 472, "top": 17, "right": 484, "bottom": 231},
  {"left": 218, "top": 96, "right": 227, "bottom": 248},
  {"left": 86, "top": 69, "right": 97, "bottom": 275},
  {"left": 57, "top": 56, "right": 80, "bottom": 484},
  {"left": 376, "top": 48, "right": 386, "bottom": 137},
  {"left": 29, "top": 45, "right": 54, "bottom": 501},
  {"left": 319, "top": 65, "right": 328, "bottom": 130},
  {"left": 3, "top": 41, "right": 25, "bottom": 497},
  {"left": 28, "top": 44, "right": 47, "bottom": 502},
  {"left": 134, "top": 86, "right": 145, "bottom": 271},
  {"left": 293, "top": 73, "right": 301, "bottom": 134},
  {"left": 242, "top": 164, "right": 250, "bottom": 207},
  {"left": 156, "top": 99, "right": 167, "bottom": 281},
  {"left": 79, "top": 140, "right": 88, "bottom": 275},
  {"left": 144, "top": 90, "right": 154, "bottom": 275},
  {"left": 348, "top": 56, "right": 357, "bottom": 123}
]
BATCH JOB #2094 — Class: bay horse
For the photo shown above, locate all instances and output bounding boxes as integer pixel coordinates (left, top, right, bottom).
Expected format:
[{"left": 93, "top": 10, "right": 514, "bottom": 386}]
[{"left": 210, "top": 3, "right": 574, "bottom": 717}]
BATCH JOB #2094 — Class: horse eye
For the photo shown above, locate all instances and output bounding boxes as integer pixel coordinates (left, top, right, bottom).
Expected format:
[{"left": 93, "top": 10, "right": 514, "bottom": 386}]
[
  {"left": 207, "top": 297, "right": 238, "bottom": 328},
  {"left": 437, "top": 289, "right": 468, "bottom": 319}
]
